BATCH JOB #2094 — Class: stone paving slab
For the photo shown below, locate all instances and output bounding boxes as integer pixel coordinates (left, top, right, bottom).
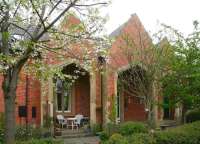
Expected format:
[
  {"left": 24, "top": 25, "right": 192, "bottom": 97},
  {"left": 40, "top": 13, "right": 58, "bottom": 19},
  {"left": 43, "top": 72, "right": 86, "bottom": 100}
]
[{"left": 64, "top": 136, "right": 100, "bottom": 144}]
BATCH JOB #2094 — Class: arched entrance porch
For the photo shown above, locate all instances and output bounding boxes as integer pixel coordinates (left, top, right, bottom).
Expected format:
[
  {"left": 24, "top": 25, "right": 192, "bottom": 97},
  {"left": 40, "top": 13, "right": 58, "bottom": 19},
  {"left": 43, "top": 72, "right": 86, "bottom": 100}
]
[
  {"left": 53, "top": 63, "right": 91, "bottom": 126},
  {"left": 117, "top": 65, "right": 149, "bottom": 122}
]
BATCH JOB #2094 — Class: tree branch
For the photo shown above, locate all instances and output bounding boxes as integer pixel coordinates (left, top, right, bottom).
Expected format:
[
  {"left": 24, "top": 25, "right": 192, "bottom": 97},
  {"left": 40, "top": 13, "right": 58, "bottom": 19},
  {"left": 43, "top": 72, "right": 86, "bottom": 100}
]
[
  {"left": 37, "top": 44, "right": 91, "bottom": 61},
  {"left": 10, "top": 23, "right": 34, "bottom": 39},
  {"left": 30, "top": 0, "right": 46, "bottom": 29},
  {"left": 74, "top": 2, "right": 107, "bottom": 7},
  {"left": 35, "top": 0, "right": 78, "bottom": 41},
  {"left": 12, "top": 0, "right": 21, "bottom": 18},
  {"left": 43, "top": 0, "right": 63, "bottom": 21}
]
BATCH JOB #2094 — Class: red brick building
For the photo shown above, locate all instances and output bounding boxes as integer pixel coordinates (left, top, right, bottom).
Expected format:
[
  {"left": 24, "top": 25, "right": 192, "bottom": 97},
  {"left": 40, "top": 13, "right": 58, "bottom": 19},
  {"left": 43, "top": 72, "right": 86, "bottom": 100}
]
[
  {"left": 0, "top": 74, "right": 41, "bottom": 126},
  {"left": 0, "top": 14, "right": 178, "bottom": 127}
]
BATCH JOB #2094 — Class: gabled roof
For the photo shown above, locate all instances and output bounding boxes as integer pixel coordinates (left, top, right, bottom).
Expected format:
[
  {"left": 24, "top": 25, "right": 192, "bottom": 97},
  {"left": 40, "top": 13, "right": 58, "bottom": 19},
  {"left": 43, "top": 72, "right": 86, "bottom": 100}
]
[
  {"left": 109, "top": 23, "right": 126, "bottom": 37},
  {"left": 109, "top": 13, "right": 142, "bottom": 38}
]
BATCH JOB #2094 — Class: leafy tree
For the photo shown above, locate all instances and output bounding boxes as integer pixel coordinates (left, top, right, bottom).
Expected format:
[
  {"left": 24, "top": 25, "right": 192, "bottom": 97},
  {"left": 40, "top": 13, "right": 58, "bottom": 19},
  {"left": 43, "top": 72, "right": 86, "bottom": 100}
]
[
  {"left": 161, "top": 22, "right": 200, "bottom": 121},
  {"left": 0, "top": 0, "right": 109, "bottom": 143},
  {"left": 111, "top": 20, "right": 200, "bottom": 127}
]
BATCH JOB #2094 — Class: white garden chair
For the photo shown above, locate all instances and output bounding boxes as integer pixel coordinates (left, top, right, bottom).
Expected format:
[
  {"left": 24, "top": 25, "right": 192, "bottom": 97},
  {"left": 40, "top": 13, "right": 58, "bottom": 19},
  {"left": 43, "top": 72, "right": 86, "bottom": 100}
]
[
  {"left": 56, "top": 114, "right": 67, "bottom": 128},
  {"left": 74, "top": 114, "right": 83, "bottom": 128}
]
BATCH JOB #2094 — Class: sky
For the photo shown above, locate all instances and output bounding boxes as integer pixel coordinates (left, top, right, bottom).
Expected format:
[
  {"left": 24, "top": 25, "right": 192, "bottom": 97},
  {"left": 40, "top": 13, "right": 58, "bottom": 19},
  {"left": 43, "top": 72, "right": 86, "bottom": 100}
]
[{"left": 104, "top": 0, "right": 200, "bottom": 36}]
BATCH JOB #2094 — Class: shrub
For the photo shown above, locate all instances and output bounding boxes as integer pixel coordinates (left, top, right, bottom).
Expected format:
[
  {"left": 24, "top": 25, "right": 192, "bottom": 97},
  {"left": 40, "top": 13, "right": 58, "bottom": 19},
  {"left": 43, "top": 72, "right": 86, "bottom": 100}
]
[
  {"left": 0, "top": 129, "right": 4, "bottom": 144},
  {"left": 119, "top": 121, "right": 147, "bottom": 136},
  {"left": 99, "top": 131, "right": 109, "bottom": 142},
  {"left": 155, "top": 121, "right": 200, "bottom": 144},
  {"left": 16, "top": 138, "right": 63, "bottom": 144},
  {"left": 15, "top": 125, "right": 33, "bottom": 141},
  {"left": 0, "top": 113, "right": 4, "bottom": 143},
  {"left": 91, "top": 123, "right": 102, "bottom": 135},
  {"left": 104, "top": 123, "right": 120, "bottom": 137},
  {"left": 15, "top": 125, "right": 52, "bottom": 141},
  {"left": 43, "top": 116, "right": 53, "bottom": 128},
  {"left": 128, "top": 133, "right": 156, "bottom": 144},
  {"left": 0, "top": 113, "right": 4, "bottom": 130},
  {"left": 108, "top": 133, "right": 128, "bottom": 144},
  {"left": 185, "top": 109, "right": 200, "bottom": 123}
]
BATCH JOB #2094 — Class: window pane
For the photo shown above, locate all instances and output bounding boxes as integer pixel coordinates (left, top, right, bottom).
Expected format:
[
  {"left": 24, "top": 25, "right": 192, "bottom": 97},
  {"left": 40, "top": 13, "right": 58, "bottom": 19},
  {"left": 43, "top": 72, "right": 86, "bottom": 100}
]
[
  {"left": 57, "top": 93, "right": 62, "bottom": 111},
  {"left": 64, "top": 92, "right": 69, "bottom": 111},
  {"left": 63, "top": 83, "right": 72, "bottom": 111}
]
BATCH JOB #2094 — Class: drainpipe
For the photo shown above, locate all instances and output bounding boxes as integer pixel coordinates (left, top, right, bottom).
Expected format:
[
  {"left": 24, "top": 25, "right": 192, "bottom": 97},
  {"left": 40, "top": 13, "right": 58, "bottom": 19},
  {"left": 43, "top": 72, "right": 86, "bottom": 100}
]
[
  {"left": 100, "top": 70, "right": 103, "bottom": 125},
  {"left": 25, "top": 75, "right": 29, "bottom": 127}
]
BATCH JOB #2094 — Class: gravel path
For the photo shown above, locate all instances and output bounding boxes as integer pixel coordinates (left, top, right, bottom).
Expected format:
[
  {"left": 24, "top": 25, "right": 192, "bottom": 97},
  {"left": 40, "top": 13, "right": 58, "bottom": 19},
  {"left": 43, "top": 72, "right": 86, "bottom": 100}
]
[{"left": 64, "top": 136, "right": 100, "bottom": 144}]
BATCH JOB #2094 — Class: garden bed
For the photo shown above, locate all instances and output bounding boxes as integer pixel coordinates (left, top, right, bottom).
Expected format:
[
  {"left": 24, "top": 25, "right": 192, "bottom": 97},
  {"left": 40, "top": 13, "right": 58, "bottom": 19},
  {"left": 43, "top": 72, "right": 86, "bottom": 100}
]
[{"left": 99, "top": 121, "right": 200, "bottom": 144}]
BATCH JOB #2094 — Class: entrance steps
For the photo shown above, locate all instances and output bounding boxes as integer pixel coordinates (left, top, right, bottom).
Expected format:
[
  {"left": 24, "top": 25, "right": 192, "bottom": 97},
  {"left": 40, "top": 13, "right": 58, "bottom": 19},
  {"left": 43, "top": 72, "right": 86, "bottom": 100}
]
[{"left": 55, "top": 128, "right": 93, "bottom": 139}]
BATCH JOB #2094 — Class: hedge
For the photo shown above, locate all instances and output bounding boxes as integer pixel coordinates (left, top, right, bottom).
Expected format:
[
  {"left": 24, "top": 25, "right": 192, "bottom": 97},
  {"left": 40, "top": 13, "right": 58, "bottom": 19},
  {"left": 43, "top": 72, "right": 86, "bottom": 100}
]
[
  {"left": 101, "top": 121, "right": 200, "bottom": 144},
  {"left": 119, "top": 121, "right": 147, "bottom": 136},
  {"left": 154, "top": 121, "right": 200, "bottom": 144},
  {"left": 16, "top": 139, "right": 63, "bottom": 144},
  {"left": 185, "top": 109, "right": 200, "bottom": 123},
  {"left": 128, "top": 133, "right": 156, "bottom": 144},
  {"left": 108, "top": 133, "right": 128, "bottom": 144},
  {"left": 99, "top": 121, "right": 147, "bottom": 142}
]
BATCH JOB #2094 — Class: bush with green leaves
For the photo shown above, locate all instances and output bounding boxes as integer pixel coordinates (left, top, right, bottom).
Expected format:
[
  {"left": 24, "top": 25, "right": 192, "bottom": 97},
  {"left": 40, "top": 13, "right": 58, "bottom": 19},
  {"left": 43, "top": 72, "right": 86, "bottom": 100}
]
[
  {"left": 104, "top": 123, "right": 120, "bottom": 137},
  {"left": 99, "top": 131, "right": 109, "bottom": 142},
  {"left": 90, "top": 123, "right": 102, "bottom": 135},
  {"left": 0, "top": 113, "right": 4, "bottom": 143},
  {"left": 155, "top": 121, "right": 200, "bottom": 144},
  {"left": 43, "top": 116, "right": 53, "bottom": 129},
  {"left": 0, "top": 113, "right": 4, "bottom": 130},
  {"left": 128, "top": 133, "right": 155, "bottom": 144},
  {"left": 119, "top": 122, "right": 147, "bottom": 136},
  {"left": 0, "top": 129, "right": 4, "bottom": 144},
  {"left": 185, "top": 109, "right": 200, "bottom": 123},
  {"left": 108, "top": 133, "right": 128, "bottom": 144},
  {"left": 99, "top": 123, "right": 120, "bottom": 142},
  {"left": 15, "top": 125, "right": 52, "bottom": 141},
  {"left": 16, "top": 138, "right": 63, "bottom": 144}
]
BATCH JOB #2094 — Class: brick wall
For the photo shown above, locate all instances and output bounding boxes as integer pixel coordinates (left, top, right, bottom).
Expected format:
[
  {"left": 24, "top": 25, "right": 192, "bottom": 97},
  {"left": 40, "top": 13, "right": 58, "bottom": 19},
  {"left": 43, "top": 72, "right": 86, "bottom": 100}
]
[
  {"left": 107, "top": 14, "right": 152, "bottom": 122},
  {"left": 123, "top": 91, "right": 146, "bottom": 121},
  {"left": 0, "top": 73, "right": 41, "bottom": 126},
  {"left": 75, "top": 74, "right": 90, "bottom": 117}
]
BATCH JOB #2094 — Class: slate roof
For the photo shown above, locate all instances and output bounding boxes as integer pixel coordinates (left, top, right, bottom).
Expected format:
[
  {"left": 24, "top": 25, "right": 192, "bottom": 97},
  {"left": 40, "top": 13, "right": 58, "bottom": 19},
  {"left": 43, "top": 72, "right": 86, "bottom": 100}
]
[
  {"left": 109, "top": 13, "right": 139, "bottom": 38},
  {"left": 109, "top": 23, "right": 126, "bottom": 37},
  {"left": 0, "top": 25, "right": 49, "bottom": 42}
]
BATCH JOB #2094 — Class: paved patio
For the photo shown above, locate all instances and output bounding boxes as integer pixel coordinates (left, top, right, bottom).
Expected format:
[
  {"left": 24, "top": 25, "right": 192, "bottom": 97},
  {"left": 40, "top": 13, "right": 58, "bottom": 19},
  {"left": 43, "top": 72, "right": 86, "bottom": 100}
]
[{"left": 64, "top": 136, "right": 100, "bottom": 144}]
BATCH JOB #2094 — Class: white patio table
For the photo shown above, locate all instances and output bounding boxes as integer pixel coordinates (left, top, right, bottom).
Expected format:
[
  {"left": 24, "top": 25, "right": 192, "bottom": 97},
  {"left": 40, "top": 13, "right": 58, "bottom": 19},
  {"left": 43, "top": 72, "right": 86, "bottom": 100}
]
[{"left": 66, "top": 117, "right": 77, "bottom": 130}]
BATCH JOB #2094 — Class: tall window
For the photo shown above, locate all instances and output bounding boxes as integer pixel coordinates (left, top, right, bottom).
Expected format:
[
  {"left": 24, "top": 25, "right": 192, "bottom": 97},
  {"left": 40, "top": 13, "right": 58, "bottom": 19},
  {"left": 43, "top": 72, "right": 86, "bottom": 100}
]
[
  {"left": 56, "top": 78, "right": 72, "bottom": 112},
  {"left": 57, "top": 93, "right": 62, "bottom": 111},
  {"left": 63, "top": 82, "right": 72, "bottom": 112}
]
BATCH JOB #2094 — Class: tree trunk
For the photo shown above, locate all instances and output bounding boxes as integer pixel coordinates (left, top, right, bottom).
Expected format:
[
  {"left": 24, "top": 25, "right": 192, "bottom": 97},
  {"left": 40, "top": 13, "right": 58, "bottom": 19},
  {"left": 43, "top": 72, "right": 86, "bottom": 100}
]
[
  {"left": 182, "top": 104, "right": 187, "bottom": 124},
  {"left": 147, "top": 103, "right": 157, "bottom": 129},
  {"left": 4, "top": 93, "right": 16, "bottom": 144},
  {"left": 147, "top": 81, "right": 157, "bottom": 129},
  {"left": 2, "top": 68, "right": 19, "bottom": 144}
]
